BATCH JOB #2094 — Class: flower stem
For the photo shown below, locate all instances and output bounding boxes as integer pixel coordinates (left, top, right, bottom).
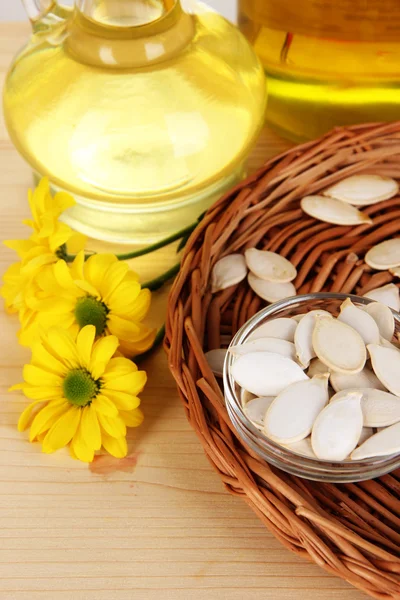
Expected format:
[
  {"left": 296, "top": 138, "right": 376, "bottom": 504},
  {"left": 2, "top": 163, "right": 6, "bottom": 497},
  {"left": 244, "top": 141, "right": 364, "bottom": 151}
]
[
  {"left": 134, "top": 324, "right": 166, "bottom": 363},
  {"left": 114, "top": 223, "right": 197, "bottom": 261},
  {"left": 142, "top": 262, "right": 180, "bottom": 291}
]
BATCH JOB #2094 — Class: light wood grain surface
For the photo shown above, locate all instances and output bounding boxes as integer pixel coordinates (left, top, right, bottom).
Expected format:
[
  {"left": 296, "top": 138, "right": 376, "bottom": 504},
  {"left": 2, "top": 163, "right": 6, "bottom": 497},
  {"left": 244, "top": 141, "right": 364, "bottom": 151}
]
[{"left": 0, "top": 22, "right": 367, "bottom": 600}]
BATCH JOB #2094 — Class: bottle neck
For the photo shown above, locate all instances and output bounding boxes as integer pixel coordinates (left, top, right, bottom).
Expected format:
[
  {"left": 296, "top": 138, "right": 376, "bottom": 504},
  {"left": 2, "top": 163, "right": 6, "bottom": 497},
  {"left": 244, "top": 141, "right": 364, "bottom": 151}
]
[{"left": 76, "top": 0, "right": 180, "bottom": 28}]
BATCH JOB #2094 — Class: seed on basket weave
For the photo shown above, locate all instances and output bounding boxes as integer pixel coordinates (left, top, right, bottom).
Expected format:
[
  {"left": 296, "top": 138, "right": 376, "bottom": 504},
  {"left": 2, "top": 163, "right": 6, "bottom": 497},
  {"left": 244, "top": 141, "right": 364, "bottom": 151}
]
[
  {"left": 294, "top": 310, "right": 332, "bottom": 368},
  {"left": 323, "top": 174, "right": 399, "bottom": 205},
  {"left": 363, "top": 283, "right": 400, "bottom": 311},
  {"left": 231, "top": 351, "right": 308, "bottom": 397},
  {"left": 363, "top": 302, "right": 395, "bottom": 341},
  {"left": 300, "top": 195, "right": 372, "bottom": 225},
  {"left": 338, "top": 298, "right": 380, "bottom": 345},
  {"left": 264, "top": 374, "right": 329, "bottom": 444},
  {"left": 312, "top": 316, "right": 366, "bottom": 374},
  {"left": 248, "top": 272, "right": 296, "bottom": 303},
  {"left": 351, "top": 421, "right": 400, "bottom": 460},
  {"left": 311, "top": 392, "right": 364, "bottom": 461},
  {"left": 367, "top": 344, "right": 400, "bottom": 396},
  {"left": 389, "top": 266, "right": 400, "bottom": 278},
  {"left": 211, "top": 254, "right": 247, "bottom": 293},
  {"left": 244, "top": 248, "right": 297, "bottom": 283},
  {"left": 365, "top": 239, "right": 400, "bottom": 270},
  {"left": 331, "top": 388, "right": 400, "bottom": 427},
  {"left": 205, "top": 349, "right": 227, "bottom": 377}
]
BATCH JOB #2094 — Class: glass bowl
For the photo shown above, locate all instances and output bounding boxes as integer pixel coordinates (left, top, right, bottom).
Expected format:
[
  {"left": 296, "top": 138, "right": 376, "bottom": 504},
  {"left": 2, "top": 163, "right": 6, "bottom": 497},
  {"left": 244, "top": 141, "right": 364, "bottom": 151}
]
[{"left": 223, "top": 292, "right": 400, "bottom": 483}]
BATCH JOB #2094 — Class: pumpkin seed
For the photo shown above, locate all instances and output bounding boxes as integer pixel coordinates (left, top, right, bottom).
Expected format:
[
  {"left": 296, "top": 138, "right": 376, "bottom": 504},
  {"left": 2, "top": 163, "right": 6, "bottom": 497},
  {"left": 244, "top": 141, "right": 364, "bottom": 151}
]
[
  {"left": 311, "top": 392, "right": 363, "bottom": 461},
  {"left": 231, "top": 352, "right": 308, "bottom": 397},
  {"left": 264, "top": 374, "right": 329, "bottom": 444},
  {"left": 294, "top": 310, "right": 332, "bottom": 368},
  {"left": 358, "top": 427, "right": 374, "bottom": 446},
  {"left": 245, "top": 248, "right": 297, "bottom": 283},
  {"left": 338, "top": 298, "right": 380, "bottom": 345},
  {"left": 241, "top": 388, "right": 256, "bottom": 407},
  {"left": 244, "top": 396, "right": 275, "bottom": 428},
  {"left": 248, "top": 272, "right": 296, "bottom": 303},
  {"left": 205, "top": 349, "right": 227, "bottom": 377},
  {"left": 330, "top": 367, "right": 386, "bottom": 393},
  {"left": 363, "top": 283, "right": 400, "bottom": 312},
  {"left": 313, "top": 316, "right": 366, "bottom": 374},
  {"left": 351, "top": 421, "right": 400, "bottom": 460},
  {"left": 330, "top": 388, "right": 400, "bottom": 427},
  {"left": 363, "top": 302, "right": 395, "bottom": 341},
  {"left": 367, "top": 343, "right": 400, "bottom": 396},
  {"left": 389, "top": 266, "right": 400, "bottom": 278},
  {"left": 247, "top": 318, "right": 297, "bottom": 342},
  {"left": 281, "top": 437, "right": 316, "bottom": 459},
  {"left": 211, "top": 254, "right": 247, "bottom": 293},
  {"left": 323, "top": 174, "right": 398, "bottom": 205},
  {"left": 365, "top": 239, "right": 400, "bottom": 270},
  {"left": 307, "top": 358, "right": 331, "bottom": 378},
  {"left": 229, "top": 337, "right": 297, "bottom": 362},
  {"left": 301, "top": 195, "right": 372, "bottom": 226}
]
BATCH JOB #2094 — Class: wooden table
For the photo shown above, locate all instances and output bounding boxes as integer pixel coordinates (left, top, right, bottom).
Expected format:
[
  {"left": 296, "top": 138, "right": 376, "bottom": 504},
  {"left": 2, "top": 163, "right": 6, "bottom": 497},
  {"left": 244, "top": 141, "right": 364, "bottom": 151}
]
[{"left": 0, "top": 22, "right": 367, "bottom": 600}]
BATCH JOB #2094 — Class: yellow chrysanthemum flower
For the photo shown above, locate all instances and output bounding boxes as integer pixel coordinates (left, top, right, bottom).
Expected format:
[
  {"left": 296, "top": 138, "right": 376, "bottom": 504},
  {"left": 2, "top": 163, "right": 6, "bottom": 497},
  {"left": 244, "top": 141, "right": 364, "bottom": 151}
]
[
  {"left": 1, "top": 178, "right": 86, "bottom": 315},
  {"left": 19, "top": 251, "right": 155, "bottom": 355},
  {"left": 13, "top": 325, "right": 146, "bottom": 462}
]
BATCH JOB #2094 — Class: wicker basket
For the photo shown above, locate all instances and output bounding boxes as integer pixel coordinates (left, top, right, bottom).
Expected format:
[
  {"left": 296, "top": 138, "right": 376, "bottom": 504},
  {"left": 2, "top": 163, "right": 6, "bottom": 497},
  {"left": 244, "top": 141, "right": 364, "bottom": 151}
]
[{"left": 165, "top": 122, "right": 400, "bottom": 599}]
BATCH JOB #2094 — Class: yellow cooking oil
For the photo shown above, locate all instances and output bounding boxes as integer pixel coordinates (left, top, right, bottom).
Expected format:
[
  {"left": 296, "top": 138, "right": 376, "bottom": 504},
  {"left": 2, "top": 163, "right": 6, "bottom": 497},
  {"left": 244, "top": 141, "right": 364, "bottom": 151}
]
[
  {"left": 239, "top": 0, "right": 400, "bottom": 142},
  {"left": 3, "top": 1, "right": 266, "bottom": 243}
]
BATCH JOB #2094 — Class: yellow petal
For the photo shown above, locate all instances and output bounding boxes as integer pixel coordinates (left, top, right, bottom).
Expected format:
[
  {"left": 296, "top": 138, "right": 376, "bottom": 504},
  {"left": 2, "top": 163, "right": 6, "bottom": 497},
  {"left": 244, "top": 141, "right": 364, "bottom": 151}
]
[
  {"left": 53, "top": 190, "right": 76, "bottom": 214},
  {"left": 70, "top": 430, "right": 95, "bottom": 463},
  {"left": 18, "top": 385, "right": 61, "bottom": 401},
  {"left": 100, "top": 261, "right": 130, "bottom": 300},
  {"left": 70, "top": 251, "right": 85, "bottom": 280},
  {"left": 97, "top": 413, "right": 126, "bottom": 438},
  {"left": 118, "top": 327, "right": 156, "bottom": 357},
  {"left": 101, "top": 390, "right": 140, "bottom": 411},
  {"left": 48, "top": 222, "right": 76, "bottom": 253},
  {"left": 92, "top": 394, "right": 119, "bottom": 417},
  {"left": 107, "top": 315, "right": 140, "bottom": 340},
  {"left": 29, "top": 399, "right": 69, "bottom": 442},
  {"left": 75, "top": 280, "right": 100, "bottom": 298},
  {"left": 101, "top": 432, "right": 128, "bottom": 459},
  {"left": 76, "top": 325, "right": 96, "bottom": 369},
  {"left": 124, "top": 289, "right": 152, "bottom": 322},
  {"left": 66, "top": 233, "right": 87, "bottom": 255},
  {"left": 42, "top": 406, "right": 81, "bottom": 453},
  {"left": 120, "top": 408, "right": 144, "bottom": 428},
  {"left": 53, "top": 260, "right": 74, "bottom": 289},
  {"left": 80, "top": 404, "right": 101, "bottom": 451},
  {"left": 105, "top": 281, "right": 141, "bottom": 312},
  {"left": 84, "top": 254, "right": 117, "bottom": 292},
  {"left": 104, "top": 370, "right": 147, "bottom": 395},
  {"left": 18, "top": 399, "right": 47, "bottom": 431},
  {"left": 90, "top": 336, "right": 119, "bottom": 379},
  {"left": 102, "top": 357, "right": 138, "bottom": 381},
  {"left": 21, "top": 252, "right": 55, "bottom": 274},
  {"left": 23, "top": 364, "right": 63, "bottom": 387},
  {"left": 31, "top": 342, "right": 68, "bottom": 376},
  {"left": 44, "top": 328, "right": 80, "bottom": 368},
  {"left": 4, "top": 239, "right": 35, "bottom": 258}
]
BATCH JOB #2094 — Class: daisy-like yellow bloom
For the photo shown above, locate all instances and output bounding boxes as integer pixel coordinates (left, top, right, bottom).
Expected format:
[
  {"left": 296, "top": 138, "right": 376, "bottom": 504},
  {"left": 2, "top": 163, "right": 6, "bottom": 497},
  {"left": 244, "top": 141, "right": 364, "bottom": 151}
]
[
  {"left": 20, "top": 251, "right": 155, "bottom": 355},
  {"left": 1, "top": 178, "right": 86, "bottom": 315},
  {"left": 13, "top": 325, "right": 146, "bottom": 462}
]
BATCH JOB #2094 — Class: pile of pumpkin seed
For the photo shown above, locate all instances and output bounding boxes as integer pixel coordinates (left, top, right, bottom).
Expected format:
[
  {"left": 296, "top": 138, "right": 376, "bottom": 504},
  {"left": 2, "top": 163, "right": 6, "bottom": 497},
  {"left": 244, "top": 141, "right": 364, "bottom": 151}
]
[{"left": 206, "top": 172, "right": 400, "bottom": 463}]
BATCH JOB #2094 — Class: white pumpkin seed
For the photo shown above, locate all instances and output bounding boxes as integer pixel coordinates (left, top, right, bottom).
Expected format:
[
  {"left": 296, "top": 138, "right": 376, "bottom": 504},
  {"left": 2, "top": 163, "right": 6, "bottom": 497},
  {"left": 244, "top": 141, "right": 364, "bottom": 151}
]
[
  {"left": 264, "top": 374, "right": 329, "bottom": 444},
  {"left": 389, "top": 266, "right": 400, "bottom": 278},
  {"left": 313, "top": 316, "right": 366, "bottom": 374},
  {"left": 247, "top": 318, "right": 297, "bottom": 342},
  {"left": 294, "top": 310, "right": 332, "bottom": 368},
  {"left": 229, "top": 337, "right": 297, "bottom": 362},
  {"left": 338, "top": 298, "right": 380, "bottom": 345},
  {"left": 323, "top": 174, "right": 398, "bottom": 206},
  {"left": 364, "top": 302, "right": 395, "bottom": 341},
  {"left": 248, "top": 273, "right": 296, "bottom": 303},
  {"left": 241, "top": 388, "right": 256, "bottom": 407},
  {"left": 365, "top": 239, "right": 400, "bottom": 270},
  {"left": 351, "top": 421, "right": 400, "bottom": 460},
  {"left": 211, "top": 254, "right": 247, "bottom": 293},
  {"left": 330, "top": 367, "right": 386, "bottom": 393},
  {"left": 307, "top": 358, "right": 331, "bottom": 378},
  {"left": 281, "top": 437, "right": 316, "bottom": 459},
  {"left": 363, "top": 284, "right": 400, "bottom": 312},
  {"left": 231, "top": 352, "right": 308, "bottom": 397},
  {"left": 368, "top": 344, "right": 400, "bottom": 396},
  {"left": 301, "top": 196, "right": 372, "bottom": 226},
  {"left": 292, "top": 313, "right": 307, "bottom": 322},
  {"left": 311, "top": 392, "right": 363, "bottom": 461},
  {"left": 245, "top": 248, "right": 297, "bottom": 283},
  {"left": 358, "top": 427, "right": 374, "bottom": 446},
  {"left": 244, "top": 396, "right": 274, "bottom": 428},
  {"left": 379, "top": 337, "right": 399, "bottom": 350},
  {"left": 205, "top": 349, "right": 227, "bottom": 377},
  {"left": 330, "top": 387, "right": 400, "bottom": 427}
]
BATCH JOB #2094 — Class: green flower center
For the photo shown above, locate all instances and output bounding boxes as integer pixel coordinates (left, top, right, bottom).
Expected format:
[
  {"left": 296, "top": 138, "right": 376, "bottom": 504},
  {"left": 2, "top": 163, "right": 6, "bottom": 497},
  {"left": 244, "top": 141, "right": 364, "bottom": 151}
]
[
  {"left": 63, "top": 369, "right": 100, "bottom": 407},
  {"left": 75, "top": 296, "right": 109, "bottom": 336}
]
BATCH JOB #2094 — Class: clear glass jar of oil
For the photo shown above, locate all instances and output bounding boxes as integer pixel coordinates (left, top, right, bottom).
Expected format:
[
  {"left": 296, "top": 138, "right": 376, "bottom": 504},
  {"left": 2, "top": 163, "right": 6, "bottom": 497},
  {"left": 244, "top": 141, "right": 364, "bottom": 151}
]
[
  {"left": 239, "top": 0, "right": 400, "bottom": 142},
  {"left": 3, "top": 1, "right": 266, "bottom": 243}
]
